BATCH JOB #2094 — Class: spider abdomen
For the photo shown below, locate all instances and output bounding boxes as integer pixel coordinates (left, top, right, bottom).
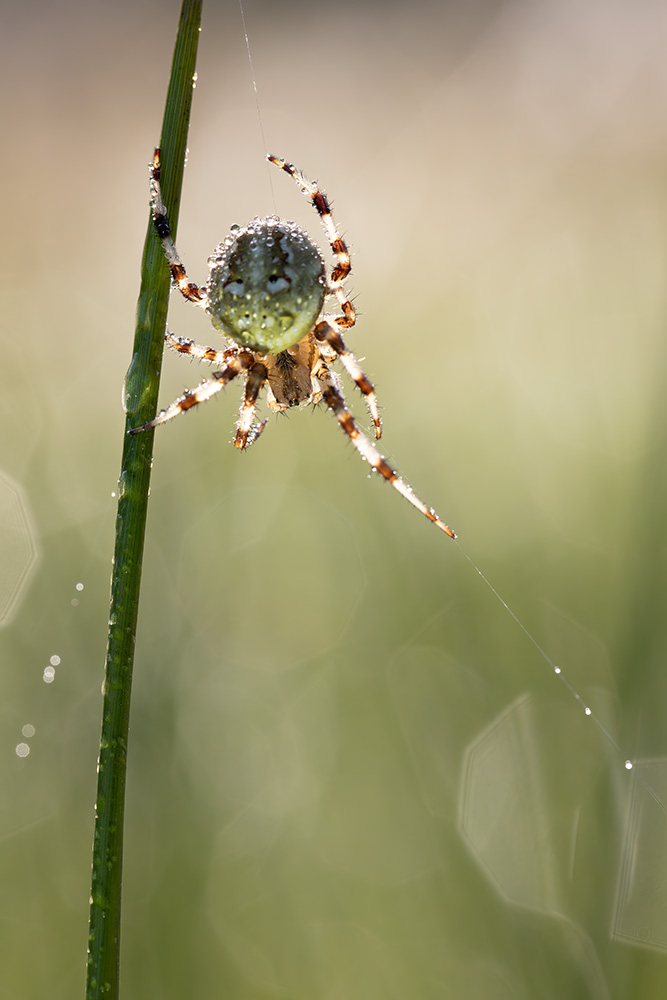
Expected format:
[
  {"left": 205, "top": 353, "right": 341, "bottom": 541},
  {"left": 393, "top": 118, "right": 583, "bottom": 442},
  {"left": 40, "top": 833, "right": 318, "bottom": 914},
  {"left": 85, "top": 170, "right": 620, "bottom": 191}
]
[{"left": 206, "top": 217, "right": 325, "bottom": 355}]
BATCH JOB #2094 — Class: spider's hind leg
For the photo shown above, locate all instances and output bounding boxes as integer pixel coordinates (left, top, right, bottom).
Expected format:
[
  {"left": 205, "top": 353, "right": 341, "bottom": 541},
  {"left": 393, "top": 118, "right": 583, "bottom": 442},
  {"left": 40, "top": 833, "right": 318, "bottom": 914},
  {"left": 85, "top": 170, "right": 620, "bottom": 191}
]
[
  {"left": 317, "top": 371, "right": 455, "bottom": 538},
  {"left": 150, "top": 148, "right": 205, "bottom": 306},
  {"left": 314, "top": 319, "right": 382, "bottom": 439}
]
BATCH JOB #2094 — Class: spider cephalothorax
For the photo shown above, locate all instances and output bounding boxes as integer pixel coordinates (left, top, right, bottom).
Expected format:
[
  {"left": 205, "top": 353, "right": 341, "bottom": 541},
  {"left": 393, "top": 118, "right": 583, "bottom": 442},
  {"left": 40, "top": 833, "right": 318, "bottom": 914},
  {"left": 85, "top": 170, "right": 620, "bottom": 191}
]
[{"left": 130, "top": 149, "right": 455, "bottom": 537}]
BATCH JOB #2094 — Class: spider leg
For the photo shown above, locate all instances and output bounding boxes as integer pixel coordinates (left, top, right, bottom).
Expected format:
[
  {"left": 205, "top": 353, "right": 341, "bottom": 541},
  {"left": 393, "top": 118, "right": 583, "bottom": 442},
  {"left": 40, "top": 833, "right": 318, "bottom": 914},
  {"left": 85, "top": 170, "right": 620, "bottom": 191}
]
[
  {"left": 267, "top": 155, "right": 356, "bottom": 330},
  {"left": 234, "top": 360, "right": 269, "bottom": 450},
  {"left": 314, "top": 319, "right": 382, "bottom": 439},
  {"left": 150, "top": 148, "right": 205, "bottom": 305},
  {"left": 317, "top": 370, "right": 456, "bottom": 538},
  {"left": 129, "top": 350, "right": 255, "bottom": 434},
  {"left": 165, "top": 332, "right": 237, "bottom": 366}
]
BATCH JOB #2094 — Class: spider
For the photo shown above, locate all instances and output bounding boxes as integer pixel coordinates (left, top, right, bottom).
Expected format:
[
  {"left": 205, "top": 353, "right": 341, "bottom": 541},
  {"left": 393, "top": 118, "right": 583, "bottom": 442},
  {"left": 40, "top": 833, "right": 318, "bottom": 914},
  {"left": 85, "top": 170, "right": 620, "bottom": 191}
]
[{"left": 130, "top": 149, "right": 456, "bottom": 538}]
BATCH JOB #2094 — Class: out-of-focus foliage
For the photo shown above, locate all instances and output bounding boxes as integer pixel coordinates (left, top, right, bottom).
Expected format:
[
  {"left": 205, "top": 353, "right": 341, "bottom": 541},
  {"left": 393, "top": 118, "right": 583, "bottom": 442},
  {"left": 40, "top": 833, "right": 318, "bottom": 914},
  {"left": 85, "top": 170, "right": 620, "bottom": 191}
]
[{"left": 2, "top": 1, "right": 667, "bottom": 997}]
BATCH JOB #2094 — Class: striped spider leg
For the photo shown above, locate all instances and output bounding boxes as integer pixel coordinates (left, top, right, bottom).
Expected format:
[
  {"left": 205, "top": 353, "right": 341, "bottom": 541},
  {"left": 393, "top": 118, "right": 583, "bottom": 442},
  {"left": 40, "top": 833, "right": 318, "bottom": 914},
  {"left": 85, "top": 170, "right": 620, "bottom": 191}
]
[
  {"left": 134, "top": 338, "right": 269, "bottom": 449},
  {"left": 316, "top": 369, "right": 456, "bottom": 537},
  {"left": 148, "top": 149, "right": 205, "bottom": 306},
  {"left": 130, "top": 148, "right": 456, "bottom": 537}
]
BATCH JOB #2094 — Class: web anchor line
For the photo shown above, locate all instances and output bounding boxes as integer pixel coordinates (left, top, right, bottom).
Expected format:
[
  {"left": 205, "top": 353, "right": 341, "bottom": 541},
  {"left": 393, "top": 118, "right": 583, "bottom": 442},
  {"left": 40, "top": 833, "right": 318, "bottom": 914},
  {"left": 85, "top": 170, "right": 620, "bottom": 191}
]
[
  {"left": 238, "top": 0, "right": 276, "bottom": 212},
  {"left": 453, "top": 539, "right": 667, "bottom": 815}
]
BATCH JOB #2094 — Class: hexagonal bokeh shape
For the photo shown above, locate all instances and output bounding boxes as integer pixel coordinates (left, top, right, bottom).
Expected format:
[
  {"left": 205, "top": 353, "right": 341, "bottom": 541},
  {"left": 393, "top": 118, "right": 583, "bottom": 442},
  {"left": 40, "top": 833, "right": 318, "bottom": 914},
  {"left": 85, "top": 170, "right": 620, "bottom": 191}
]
[
  {"left": 458, "top": 695, "right": 554, "bottom": 912},
  {"left": 459, "top": 695, "right": 667, "bottom": 953},
  {"left": 0, "top": 471, "right": 39, "bottom": 626},
  {"left": 613, "top": 758, "right": 667, "bottom": 952}
]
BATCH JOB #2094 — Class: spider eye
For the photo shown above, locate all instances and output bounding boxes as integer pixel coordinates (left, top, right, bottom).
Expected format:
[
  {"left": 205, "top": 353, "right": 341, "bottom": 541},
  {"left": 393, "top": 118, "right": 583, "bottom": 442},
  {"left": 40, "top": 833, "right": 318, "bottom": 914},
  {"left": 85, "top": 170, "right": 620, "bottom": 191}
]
[
  {"left": 266, "top": 275, "right": 290, "bottom": 293},
  {"left": 223, "top": 279, "right": 245, "bottom": 295}
]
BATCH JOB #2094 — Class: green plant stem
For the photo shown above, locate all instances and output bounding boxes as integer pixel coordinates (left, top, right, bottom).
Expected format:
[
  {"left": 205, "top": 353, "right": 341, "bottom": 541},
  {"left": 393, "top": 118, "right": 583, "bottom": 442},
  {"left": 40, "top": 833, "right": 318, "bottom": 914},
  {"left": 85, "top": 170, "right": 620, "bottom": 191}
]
[{"left": 86, "top": 3, "right": 202, "bottom": 997}]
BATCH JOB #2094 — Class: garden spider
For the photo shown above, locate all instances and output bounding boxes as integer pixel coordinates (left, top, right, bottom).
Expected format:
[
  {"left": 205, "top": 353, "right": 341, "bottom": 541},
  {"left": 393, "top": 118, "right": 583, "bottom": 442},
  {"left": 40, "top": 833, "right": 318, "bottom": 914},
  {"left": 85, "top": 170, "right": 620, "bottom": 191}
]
[{"left": 130, "top": 149, "right": 456, "bottom": 538}]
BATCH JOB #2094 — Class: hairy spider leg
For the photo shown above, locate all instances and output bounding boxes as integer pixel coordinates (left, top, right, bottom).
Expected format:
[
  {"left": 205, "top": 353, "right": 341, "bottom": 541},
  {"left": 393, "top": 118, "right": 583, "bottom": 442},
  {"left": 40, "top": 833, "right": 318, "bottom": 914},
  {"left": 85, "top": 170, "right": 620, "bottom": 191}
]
[
  {"left": 317, "top": 370, "right": 456, "bottom": 538},
  {"left": 164, "top": 336, "right": 268, "bottom": 448},
  {"left": 314, "top": 320, "right": 381, "bottom": 439},
  {"left": 235, "top": 361, "right": 269, "bottom": 449},
  {"left": 267, "top": 155, "right": 356, "bottom": 330},
  {"left": 165, "top": 333, "right": 238, "bottom": 366},
  {"left": 130, "top": 351, "right": 255, "bottom": 434},
  {"left": 150, "top": 148, "right": 205, "bottom": 305}
]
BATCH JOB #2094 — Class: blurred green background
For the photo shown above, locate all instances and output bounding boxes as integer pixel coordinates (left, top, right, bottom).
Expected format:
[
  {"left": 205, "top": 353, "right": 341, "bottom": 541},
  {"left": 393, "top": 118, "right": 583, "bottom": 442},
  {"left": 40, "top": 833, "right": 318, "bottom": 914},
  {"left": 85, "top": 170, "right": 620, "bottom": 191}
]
[{"left": 3, "top": 0, "right": 667, "bottom": 996}]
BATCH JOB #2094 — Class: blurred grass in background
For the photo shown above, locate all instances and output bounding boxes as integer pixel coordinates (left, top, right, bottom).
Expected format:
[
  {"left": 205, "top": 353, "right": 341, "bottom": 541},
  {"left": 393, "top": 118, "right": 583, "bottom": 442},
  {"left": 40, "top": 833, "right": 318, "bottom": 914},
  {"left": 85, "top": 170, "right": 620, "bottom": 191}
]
[{"left": 2, "top": 0, "right": 667, "bottom": 996}]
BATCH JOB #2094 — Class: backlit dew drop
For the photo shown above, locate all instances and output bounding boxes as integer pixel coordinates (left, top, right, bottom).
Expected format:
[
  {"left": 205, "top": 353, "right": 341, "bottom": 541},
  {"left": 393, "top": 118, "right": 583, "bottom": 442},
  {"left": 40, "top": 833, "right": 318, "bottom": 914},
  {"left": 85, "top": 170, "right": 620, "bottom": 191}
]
[
  {"left": 584, "top": 706, "right": 592, "bottom": 716},
  {"left": 15, "top": 743, "right": 30, "bottom": 758},
  {"left": 43, "top": 666, "right": 55, "bottom": 683},
  {"left": 625, "top": 760, "right": 633, "bottom": 770},
  {"left": 50, "top": 654, "right": 61, "bottom": 666},
  {"left": 76, "top": 582, "right": 84, "bottom": 592},
  {"left": 554, "top": 666, "right": 561, "bottom": 674},
  {"left": 22, "top": 724, "right": 35, "bottom": 738}
]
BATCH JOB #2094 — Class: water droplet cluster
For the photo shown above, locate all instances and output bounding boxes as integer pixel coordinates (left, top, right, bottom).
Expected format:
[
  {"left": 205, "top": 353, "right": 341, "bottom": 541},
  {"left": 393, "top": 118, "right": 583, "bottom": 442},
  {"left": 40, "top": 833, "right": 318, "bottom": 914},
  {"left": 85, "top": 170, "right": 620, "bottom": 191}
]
[{"left": 206, "top": 217, "right": 325, "bottom": 354}]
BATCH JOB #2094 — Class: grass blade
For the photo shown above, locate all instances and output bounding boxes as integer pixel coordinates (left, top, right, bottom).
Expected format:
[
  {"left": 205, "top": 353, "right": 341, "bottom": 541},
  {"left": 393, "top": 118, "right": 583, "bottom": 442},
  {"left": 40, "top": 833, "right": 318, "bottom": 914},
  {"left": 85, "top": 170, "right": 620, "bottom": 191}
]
[{"left": 86, "top": 3, "right": 203, "bottom": 997}]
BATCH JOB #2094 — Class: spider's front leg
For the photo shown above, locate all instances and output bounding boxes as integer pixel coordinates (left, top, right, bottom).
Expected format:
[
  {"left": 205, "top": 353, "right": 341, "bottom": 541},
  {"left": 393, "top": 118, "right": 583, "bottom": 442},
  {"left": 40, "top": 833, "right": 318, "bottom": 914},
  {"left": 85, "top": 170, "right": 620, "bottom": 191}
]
[
  {"left": 150, "top": 148, "right": 205, "bottom": 305},
  {"left": 314, "top": 320, "right": 382, "bottom": 439},
  {"left": 130, "top": 350, "right": 255, "bottom": 434},
  {"left": 267, "top": 155, "right": 356, "bottom": 329},
  {"left": 317, "top": 370, "right": 456, "bottom": 538}
]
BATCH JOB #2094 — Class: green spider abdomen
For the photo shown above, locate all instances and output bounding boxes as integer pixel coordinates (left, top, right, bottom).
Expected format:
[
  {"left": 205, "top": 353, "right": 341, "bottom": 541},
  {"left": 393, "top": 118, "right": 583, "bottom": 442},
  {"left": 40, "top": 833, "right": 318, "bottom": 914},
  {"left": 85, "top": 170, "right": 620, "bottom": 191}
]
[{"left": 205, "top": 217, "right": 326, "bottom": 355}]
